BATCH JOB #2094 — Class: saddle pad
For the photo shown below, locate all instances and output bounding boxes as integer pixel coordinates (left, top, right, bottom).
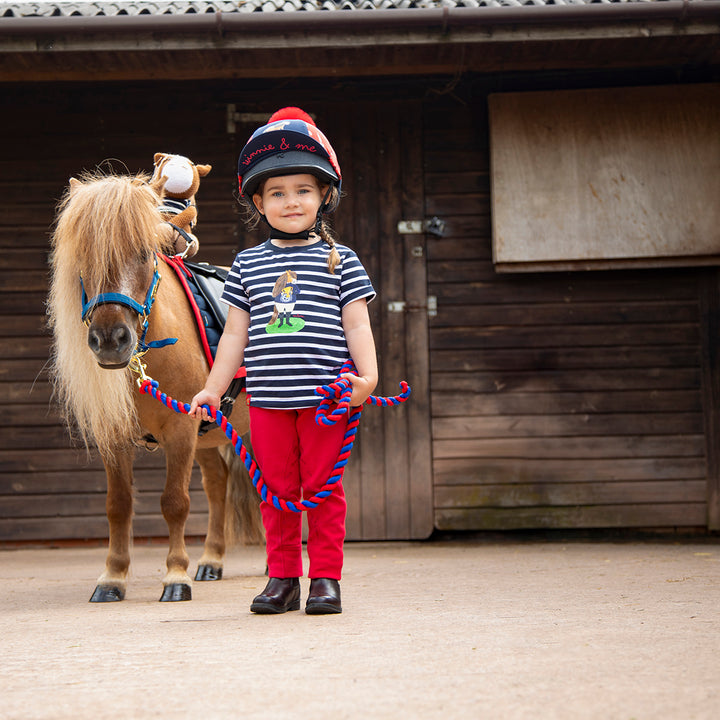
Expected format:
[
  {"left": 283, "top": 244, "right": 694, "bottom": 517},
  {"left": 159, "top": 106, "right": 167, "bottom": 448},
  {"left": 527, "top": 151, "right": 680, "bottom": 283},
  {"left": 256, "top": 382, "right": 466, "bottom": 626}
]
[
  {"left": 162, "top": 254, "right": 245, "bottom": 381},
  {"left": 184, "top": 260, "right": 230, "bottom": 331},
  {"left": 162, "top": 254, "right": 246, "bottom": 436}
]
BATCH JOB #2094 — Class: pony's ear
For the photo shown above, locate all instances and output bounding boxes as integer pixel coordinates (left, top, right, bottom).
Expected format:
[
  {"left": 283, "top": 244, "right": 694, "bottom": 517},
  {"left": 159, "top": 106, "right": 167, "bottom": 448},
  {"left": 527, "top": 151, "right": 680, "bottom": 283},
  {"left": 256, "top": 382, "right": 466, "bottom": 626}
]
[
  {"left": 150, "top": 175, "right": 168, "bottom": 194},
  {"left": 69, "top": 177, "right": 82, "bottom": 194},
  {"left": 196, "top": 164, "right": 212, "bottom": 177},
  {"left": 153, "top": 152, "right": 168, "bottom": 167}
]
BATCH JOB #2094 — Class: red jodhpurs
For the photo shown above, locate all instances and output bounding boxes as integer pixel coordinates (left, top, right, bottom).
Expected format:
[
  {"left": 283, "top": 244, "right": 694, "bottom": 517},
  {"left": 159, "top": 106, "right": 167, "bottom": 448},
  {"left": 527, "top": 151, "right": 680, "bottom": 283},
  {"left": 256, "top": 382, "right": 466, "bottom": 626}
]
[{"left": 249, "top": 406, "right": 348, "bottom": 580}]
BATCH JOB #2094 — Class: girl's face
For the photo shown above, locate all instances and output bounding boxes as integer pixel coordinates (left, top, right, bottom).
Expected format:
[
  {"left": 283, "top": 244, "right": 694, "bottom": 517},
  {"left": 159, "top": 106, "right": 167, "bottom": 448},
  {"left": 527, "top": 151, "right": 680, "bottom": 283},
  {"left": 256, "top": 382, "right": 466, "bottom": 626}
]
[{"left": 253, "top": 174, "right": 325, "bottom": 237}]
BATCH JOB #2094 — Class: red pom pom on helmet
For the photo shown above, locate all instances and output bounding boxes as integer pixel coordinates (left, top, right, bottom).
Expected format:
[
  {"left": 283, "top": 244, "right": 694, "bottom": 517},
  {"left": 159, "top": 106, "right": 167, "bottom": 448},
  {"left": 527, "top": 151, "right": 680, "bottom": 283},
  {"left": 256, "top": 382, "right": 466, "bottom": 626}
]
[
  {"left": 237, "top": 107, "right": 340, "bottom": 200},
  {"left": 267, "top": 107, "right": 316, "bottom": 126}
]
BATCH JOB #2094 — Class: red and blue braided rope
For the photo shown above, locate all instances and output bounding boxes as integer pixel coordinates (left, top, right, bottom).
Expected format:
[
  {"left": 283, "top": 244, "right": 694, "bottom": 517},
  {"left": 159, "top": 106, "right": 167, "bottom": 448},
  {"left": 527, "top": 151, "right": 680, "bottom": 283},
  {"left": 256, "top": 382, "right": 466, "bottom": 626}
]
[{"left": 138, "top": 361, "right": 410, "bottom": 513}]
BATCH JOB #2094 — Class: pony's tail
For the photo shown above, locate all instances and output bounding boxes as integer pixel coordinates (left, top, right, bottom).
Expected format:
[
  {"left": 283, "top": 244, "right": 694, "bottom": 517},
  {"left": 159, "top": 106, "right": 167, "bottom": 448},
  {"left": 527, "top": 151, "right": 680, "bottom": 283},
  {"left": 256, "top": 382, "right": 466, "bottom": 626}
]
[
  {"left": 221, "top": 441, "right": 264, "bottom": 546},
  {"left": 269, "top": 307, "right": 279, "bottom": 326}
]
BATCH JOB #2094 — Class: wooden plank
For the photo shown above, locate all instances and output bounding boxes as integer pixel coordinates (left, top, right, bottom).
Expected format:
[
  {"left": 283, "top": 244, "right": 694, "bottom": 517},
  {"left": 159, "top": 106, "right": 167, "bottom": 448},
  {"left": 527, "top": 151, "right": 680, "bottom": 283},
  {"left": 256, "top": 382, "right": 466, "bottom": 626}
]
[
  {"left": 433, "top": 435, "right": 706, "bottom": 461},
  {"left": 433, "top": 457, "right": 707, "bottom": 485},
  {"left": 3, "top": 424, "right": 90, "bottom": 445},
  {"left": 0, "top": 314, "right": 49, "bottom": 336},
  {"left": 431, "top": 346, "right": 701, "bottom": 373},
  {"left": 424, "top": 171, "right": 490, "bottom": 195},
  {"left": 428, "top": 270, "right": 700, "bottom": 304},
  {"left": 2, "top": 207, "right": 56, "bottom": 228},
  {"left": 435, "top": 480, "right": 707, "bottom": 508},
  {"left": 0, "top": 448, "right": 178, "bottom": 473},
  {"left": 432, "top": 413, "right": 704, "bottom": 439},
  {"left": 2, "top": 26, "right": 720, "bottom": 83},
  {"left": 434, "top": 503, "right": 708, "bottom": 531},
  {"left": 378, "top": 101, "right": 411, "bottom": 539},
  {"left": 431, "top": 368, "right": 701, "bottom": 394},
  {"left": 402, "top": 99, "right": 434, "bottom": 539},
  {"left": 425, "top": 193, "right": 489, "bottom": 218},
  {"left": 4, "top": 382, "right": 53, "bottom": 404},
  {"left": 0, "top": 490, "right": 208, "bottom": 519},
  {"left": 0, "top": 271, "right": 49, "bottom": 293},
  {"left": 2, "top": 338, "right": 54, "bottom": 361},
  {"left": 699, "top": 269, "right": 720, "bottom": 530},
  {"left": 427, "top": 231, "right": 493, "bottom": 258},
  {"left": 0, "top": 292, "right": 47, "bottom": 322},
  {"left": 0, "top": 468, "right": 204, "bottom": 495},
  {"left": 0, "top": 513, "right": 211, "bottom": 543},
  {"left": 431, "top": 323, "right": 700, "bottom": 350},
  {"left": 434, "top": 301, "right": 699, "bottom": 328},
  {"left": 348, "top": 102, "right": 387, "bottom": 540},
  {"left": 0, "top": 472, "right": 108, "bottom": 495},
  {"left": 424, "top": 150, "right": 490, "bottom": 175},
  {"left": 323, "top": 104, "right": 362, "bottom": 542},
  {"left": 431, "top": 390, "right": 702, "bottom": 416}
]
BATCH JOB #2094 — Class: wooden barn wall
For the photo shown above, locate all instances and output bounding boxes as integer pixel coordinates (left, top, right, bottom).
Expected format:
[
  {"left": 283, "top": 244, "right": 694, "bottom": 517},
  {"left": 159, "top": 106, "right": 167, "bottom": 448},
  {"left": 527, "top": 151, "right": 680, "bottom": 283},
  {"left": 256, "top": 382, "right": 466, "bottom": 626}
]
[
  {"left": 425, "top": 92, "right": 710, "bottom": 531},
  {"left": 2, "top": 74, "right": 717, "bottom": 543},
  {"left": 0, "top": 84, "right": 243, "bottom": 543}
]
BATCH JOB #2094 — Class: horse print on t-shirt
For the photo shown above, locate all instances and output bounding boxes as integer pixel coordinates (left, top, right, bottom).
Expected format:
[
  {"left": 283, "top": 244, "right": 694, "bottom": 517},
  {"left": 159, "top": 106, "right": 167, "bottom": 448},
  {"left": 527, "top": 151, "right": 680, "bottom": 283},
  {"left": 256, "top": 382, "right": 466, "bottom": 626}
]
[{"left": 266, "top": 269, "right": 305, "bottom": 333}]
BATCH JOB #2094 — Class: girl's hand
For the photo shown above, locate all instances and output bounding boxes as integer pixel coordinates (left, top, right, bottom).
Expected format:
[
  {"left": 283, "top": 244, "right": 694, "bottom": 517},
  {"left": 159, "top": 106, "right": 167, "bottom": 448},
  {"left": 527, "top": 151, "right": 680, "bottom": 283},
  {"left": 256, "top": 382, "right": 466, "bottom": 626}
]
[
  {"left": 188, "top": 389, "right": 222, "bottom": 421},
  {"left": 341, "top": 372, "right": 375, "bottom": 408}
]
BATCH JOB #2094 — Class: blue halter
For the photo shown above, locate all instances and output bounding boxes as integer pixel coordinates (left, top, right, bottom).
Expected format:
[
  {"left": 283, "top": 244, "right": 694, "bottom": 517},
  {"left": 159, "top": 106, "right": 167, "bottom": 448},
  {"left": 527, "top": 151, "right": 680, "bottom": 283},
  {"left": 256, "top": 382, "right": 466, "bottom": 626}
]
[{"left": 80, "top": 254, "right": 177, "bottom": 354}]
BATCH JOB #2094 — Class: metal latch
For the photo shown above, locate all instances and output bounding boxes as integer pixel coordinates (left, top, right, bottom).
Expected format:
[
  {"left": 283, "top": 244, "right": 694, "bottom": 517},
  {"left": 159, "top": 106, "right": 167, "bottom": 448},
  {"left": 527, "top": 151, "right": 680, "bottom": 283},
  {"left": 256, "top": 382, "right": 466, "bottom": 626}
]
[
  {"left": 226, "top": 105, "right": 316, "bottom": 134},
  {"left": 397, "top": 217, "right": 446, "bottom": 237},
  {"left": 387, "top": 296, "right": 437, "bottom": 318}
]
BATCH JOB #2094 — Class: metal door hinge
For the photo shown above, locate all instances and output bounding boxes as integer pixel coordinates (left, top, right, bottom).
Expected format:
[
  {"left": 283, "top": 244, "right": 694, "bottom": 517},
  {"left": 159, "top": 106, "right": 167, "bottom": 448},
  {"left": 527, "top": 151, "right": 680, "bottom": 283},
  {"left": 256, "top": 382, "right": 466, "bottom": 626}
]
[
  {"left": 397, "top": 217, "right": 446, "bottom": 237},
  {"left": 387, "top": 296, "right": 437, "bottom": 318}
]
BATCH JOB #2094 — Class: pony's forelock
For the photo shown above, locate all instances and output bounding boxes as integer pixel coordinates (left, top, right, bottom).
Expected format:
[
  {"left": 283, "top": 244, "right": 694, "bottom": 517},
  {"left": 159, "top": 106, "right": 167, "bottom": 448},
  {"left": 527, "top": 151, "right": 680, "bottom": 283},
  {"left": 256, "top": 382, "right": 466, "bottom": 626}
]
[{"left": 53, "top": 172, "right": 170, "bottom": 291}]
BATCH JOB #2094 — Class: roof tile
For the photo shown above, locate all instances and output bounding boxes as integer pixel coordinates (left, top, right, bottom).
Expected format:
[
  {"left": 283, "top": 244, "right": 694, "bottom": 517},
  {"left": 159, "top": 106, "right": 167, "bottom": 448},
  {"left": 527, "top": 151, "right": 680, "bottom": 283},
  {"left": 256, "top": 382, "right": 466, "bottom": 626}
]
[{"left": 0, "top": 0, "right": 660, "bottom": 18}]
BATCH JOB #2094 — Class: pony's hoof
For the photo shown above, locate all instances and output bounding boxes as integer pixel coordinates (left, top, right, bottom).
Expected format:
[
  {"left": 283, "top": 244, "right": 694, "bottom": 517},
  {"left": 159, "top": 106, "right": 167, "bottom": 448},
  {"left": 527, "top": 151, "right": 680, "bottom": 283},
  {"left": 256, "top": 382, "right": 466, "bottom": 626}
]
[
  {"left": 195, "top": 565, "right": 223, "bottom": 581},
  {"left": 89, "top": 585, "right": 125, "bottom": 603},
  {"left": 159, "top": 583, "right": 192, "bottom": 602}
]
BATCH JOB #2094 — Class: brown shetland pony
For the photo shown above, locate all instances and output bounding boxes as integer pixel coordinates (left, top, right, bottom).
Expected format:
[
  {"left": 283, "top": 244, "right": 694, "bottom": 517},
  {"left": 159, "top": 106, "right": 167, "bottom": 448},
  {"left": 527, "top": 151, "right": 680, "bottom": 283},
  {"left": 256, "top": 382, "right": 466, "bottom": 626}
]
[{"left": 48, "top": 171, "right": 262, "bottom": 602}]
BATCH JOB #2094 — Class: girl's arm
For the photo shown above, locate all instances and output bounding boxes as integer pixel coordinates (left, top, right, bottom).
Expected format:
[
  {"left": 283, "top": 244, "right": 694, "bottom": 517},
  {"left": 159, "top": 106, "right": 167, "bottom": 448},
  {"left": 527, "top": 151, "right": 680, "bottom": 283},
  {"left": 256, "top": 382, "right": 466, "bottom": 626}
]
[
  {"left": 188, "top": 306, "right": 250, "bottom": 420},
  {"left": 341, "top": 298, "right": 378, "bottom": 407}
]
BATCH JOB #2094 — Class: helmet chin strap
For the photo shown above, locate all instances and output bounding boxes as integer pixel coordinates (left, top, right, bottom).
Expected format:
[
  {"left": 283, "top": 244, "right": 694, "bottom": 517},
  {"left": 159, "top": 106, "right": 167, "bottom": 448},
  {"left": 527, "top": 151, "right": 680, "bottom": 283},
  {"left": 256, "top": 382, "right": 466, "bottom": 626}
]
[{"left": 258, "top": 185, "right": 334, "bottom": 241}]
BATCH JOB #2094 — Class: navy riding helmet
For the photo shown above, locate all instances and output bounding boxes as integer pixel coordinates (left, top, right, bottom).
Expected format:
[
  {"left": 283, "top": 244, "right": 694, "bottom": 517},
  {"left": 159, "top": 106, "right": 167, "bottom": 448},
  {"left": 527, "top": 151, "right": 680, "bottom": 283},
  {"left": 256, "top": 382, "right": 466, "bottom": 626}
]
[{"left": 237, "top": 107, "right": 342, "bottom": 222}]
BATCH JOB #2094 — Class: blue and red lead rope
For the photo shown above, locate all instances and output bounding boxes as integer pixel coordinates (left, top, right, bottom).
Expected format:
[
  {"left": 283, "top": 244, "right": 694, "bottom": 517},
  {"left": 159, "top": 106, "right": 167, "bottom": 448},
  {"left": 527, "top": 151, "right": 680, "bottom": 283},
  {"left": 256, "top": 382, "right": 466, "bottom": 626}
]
[{"left": 138, "top": 362, "right": 411, "bottom": 513}]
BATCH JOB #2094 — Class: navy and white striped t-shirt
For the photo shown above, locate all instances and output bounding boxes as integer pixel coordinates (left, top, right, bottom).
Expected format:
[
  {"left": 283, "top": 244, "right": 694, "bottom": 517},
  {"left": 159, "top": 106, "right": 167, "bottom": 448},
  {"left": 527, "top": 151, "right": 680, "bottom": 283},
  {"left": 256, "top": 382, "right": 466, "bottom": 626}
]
[{"left": 221, "top": 238, "right": 375, "bottom": 409}]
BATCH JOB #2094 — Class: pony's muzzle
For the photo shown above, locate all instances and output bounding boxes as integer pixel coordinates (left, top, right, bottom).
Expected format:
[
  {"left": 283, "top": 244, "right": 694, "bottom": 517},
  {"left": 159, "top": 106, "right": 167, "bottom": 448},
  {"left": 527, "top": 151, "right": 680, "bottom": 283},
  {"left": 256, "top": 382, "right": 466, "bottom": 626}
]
[{"left": 87, "top": 314, "right": 137, "bottom": 368}]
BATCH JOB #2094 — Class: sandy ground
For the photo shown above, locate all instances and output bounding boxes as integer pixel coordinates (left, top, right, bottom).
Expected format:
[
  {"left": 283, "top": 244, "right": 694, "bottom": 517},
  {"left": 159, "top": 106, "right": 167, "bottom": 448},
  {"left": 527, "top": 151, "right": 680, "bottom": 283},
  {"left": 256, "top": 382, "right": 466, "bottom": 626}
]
[{"left": 1, "top": 535, "right": 719, "bottom": 720}]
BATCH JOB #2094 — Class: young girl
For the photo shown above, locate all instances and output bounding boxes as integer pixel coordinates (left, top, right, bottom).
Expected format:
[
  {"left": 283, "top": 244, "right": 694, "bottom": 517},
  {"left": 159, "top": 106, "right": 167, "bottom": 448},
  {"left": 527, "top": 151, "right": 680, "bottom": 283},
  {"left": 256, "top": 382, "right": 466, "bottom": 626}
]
[{"left": 189, "top": 108, "right": 377, "bottom": 615}]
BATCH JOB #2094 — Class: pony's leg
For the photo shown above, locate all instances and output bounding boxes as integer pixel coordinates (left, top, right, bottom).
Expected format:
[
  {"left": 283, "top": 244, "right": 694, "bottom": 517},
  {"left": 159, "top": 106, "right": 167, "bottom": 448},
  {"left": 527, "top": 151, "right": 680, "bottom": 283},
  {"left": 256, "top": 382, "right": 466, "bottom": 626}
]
[
  {"left": 158, "top": 432, "right": 196, "bottom": 602},
  {"left": 90, "top": 447, "right": 135, "bottom": 603},
  {"left": 194, "top": 447, "right": 228, "bottom": 581}
]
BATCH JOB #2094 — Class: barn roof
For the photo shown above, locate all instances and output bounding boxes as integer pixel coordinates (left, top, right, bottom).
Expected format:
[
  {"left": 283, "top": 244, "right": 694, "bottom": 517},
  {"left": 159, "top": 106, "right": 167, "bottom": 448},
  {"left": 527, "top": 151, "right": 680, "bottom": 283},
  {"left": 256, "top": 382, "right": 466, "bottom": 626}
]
[
  {"left": 0, "top": 0, "right": 698, "bottom": 17},
  {"left": 1, "top": 0, "right": 718, "bottom": 81}
]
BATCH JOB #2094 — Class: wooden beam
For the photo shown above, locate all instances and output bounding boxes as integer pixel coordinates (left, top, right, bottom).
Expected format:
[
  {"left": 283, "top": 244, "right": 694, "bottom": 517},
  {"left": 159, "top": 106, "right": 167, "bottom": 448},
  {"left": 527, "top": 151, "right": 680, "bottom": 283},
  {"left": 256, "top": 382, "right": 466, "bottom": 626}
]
[
  {"left": 0, "top": 15, "right": 718, "bottom": 82},
  {"left": 699, "top": 269, "right": 720, "bottom": 530}
]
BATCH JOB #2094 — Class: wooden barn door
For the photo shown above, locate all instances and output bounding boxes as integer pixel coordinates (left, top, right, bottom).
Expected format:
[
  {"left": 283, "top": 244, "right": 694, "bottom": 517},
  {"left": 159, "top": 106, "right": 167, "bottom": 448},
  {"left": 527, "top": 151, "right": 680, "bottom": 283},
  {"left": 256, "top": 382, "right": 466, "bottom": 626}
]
[
  {"left": 327, "top": 100, "right": 433, "bottom": 540},
  {"left": 230, "top": 99, "right": 434, "bottom": 540}
]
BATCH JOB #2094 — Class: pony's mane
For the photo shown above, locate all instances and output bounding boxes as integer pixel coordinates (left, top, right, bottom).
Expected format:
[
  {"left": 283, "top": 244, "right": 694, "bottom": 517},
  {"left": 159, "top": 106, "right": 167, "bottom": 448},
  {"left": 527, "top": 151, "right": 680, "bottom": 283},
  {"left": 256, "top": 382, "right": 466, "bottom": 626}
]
[
  {"left": 53, "top": 171, "right": 169, "bottom": 290},
  {"left": 47, "top": 171, "right": 171, "bottom": 455}
]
